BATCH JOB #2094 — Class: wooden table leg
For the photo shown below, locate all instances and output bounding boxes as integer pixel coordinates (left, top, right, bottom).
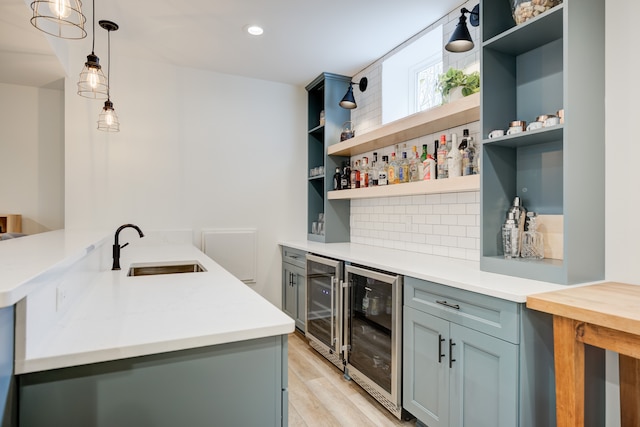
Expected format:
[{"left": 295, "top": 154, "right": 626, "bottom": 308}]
[
  {"left": 553, "top": 315, "right": 585, "bottom": 427},
  {"left": 619, "top": 354, "right": 640, "bottom": 427}
]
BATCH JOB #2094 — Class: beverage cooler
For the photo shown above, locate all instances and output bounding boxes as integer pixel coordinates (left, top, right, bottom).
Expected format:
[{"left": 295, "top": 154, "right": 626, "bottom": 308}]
[
  {"left": 344, "top": 264, "right": 403, "bottom": 419},
  {"left": 305, "top": 254, "right": 404, "bottom": 419},
  {"left": 305, "top": 253, "right": 344, "bottom": 370}
]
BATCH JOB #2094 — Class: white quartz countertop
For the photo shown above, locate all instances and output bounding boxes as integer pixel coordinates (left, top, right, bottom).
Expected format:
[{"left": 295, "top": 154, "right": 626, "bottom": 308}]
[
  {"left": 279, "top": 240, "right": 597, "bottom": 303},
  {"left": 9, "top": 231, "right": 294, "bottom": 374},
  {"left": 0, "top": 229, "right": 109, "bottom": 307}
]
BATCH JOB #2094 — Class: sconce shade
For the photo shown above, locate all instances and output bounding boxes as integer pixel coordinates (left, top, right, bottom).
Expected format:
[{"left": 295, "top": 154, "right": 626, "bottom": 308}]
[
  {"left": 30, "top": 0, "right": 87, "bottom": 39},
  {"left": 445, "top": 15, "right": 474, "bottom": 52},
  {"left": 98, "top": 100, "right": 120, "bottom": 132},
  {"left": 339, "top": 77, "right": 368, "bottom": 110},
  {"left": 78, "top": 53, "right": 108, "bottom": 98},
  {"left": 339, "top": 84, "right": 357, "bottom": 109},
  {"left": 445, "top": 5, "right": 479, "bottom": 53}
]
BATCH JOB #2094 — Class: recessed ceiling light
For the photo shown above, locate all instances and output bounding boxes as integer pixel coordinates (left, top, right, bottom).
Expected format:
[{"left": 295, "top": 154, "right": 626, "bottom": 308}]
[{"left": 246, "top": 25, "right": 264, "bottom": 36}]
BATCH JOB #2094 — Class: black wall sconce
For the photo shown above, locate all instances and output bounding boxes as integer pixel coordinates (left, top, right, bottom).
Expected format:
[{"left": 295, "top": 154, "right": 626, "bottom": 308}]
[
  {"left": 445, "top": 4, "right": 479, "bottom": 53},
  {"left": 339, "top": 77, "right": 368, "bottom": 109}
]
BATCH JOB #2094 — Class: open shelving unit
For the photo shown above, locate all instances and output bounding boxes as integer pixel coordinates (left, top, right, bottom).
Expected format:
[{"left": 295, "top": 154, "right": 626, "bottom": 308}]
[{"left": 480, "top": 0, "right": 605, "bottom": 284}]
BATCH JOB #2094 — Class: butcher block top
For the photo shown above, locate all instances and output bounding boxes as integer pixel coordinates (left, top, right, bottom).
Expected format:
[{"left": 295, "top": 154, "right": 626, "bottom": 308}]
[{"left": 527, "top": 282, "right": 640, "bottom": 336}]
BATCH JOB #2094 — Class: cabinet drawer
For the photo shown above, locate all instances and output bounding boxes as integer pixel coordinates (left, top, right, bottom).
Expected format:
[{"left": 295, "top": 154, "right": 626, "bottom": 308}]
[
  {"left": 404, "top": 277, "right": 520, "bottom": 344},
  {"left": 281, "top": 247, "right": 306, "bottom": 269}
]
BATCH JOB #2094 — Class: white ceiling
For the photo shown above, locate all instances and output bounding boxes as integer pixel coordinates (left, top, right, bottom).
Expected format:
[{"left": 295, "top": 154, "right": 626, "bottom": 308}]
[{"left": 1, "top": 0, "right": 462, "bottom": 88}]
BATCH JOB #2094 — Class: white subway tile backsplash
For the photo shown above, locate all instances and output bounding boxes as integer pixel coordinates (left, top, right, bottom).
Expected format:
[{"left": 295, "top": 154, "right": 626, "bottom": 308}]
[{"left": 346, "top": 0, "right": 481, "bottom": 261}]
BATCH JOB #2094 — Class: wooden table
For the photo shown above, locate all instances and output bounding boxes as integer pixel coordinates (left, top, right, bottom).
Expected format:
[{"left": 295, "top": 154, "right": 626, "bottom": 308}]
[{"left": 527, "top": 282, "right": 640, "bottom": 427}]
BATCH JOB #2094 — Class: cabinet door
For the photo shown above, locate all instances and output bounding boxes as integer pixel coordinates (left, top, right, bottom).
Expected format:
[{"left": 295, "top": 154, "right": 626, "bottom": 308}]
[
  {"left": 292, "top": 266, "right": 306, "bottom": 331},
  {"left": 282, "top": 264, "right": 297, "bottom": 322},
  {"left": 403, "top": 307, "right": 450, "bottom": 427},
  {"left": 449, "top": 323, "right": 518, "bottom": 427}
]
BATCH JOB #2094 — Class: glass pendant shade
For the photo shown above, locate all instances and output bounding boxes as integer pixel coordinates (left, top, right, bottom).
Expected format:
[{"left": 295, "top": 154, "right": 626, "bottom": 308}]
[
  {"left": 445, "top": 15, "right": 474, "bottom": 52},
  {"left": 339, "top": 84, "right": 357, "bottom": 109},
  {"left": 30, "top": 0, "right": 87, "bottom": 40},
  {"left": 77, "top": 54, "right": 108, "bottom": 98},
  {"left": 98, "top": 100, "right": 120, "bottom": 132}
]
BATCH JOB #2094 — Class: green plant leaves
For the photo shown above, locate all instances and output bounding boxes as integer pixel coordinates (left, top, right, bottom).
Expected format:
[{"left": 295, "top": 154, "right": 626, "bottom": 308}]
[{"left": 437, "top": 68, "right": 480, "bottom": 99}]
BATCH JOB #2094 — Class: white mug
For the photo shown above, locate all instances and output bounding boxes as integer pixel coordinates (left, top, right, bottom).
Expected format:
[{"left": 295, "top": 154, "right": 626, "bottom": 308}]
[
  {"left": 488, "top": 129, "right": 505, "bottom": 138},
  {"left": 544, "top": 116, "right": 560, "bottom": 127},
  {"left": 507, "top": 127, "right": 523, "bottom": 135},
  {"left": 527, "top": 121, "right": 543, "bottom": 131}
]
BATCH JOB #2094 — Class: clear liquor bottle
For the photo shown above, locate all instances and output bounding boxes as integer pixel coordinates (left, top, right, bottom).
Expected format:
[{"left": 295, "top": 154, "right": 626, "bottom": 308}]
[
  {"left": 388, "top": 153, "right": 398, "bottom": 184},
  {"left": 378, "top": 156, "right": 388, "bottom": 186},
  {"left": 409, "top": 146, "right": 419, "bottom": 182},
  {"left": 437, "top": 135, "right": 449, "bottom": 179},
  {"left": 360, "top": 157, "right": 369, "bottom": 188}
]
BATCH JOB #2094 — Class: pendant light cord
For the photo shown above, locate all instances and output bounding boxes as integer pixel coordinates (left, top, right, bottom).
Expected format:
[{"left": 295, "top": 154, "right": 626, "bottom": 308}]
[
  {"left": 91, "top": 0, "right": 95, "bottom": 54},
  {"left": 106, "top": 28, "right": 111, "bottom": 100}
]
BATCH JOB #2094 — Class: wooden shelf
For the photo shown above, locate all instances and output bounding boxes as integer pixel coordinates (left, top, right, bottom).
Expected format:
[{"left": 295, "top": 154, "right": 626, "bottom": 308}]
[
  {"left": 328, "top": 93, "right": 480, "bottom": 157},
  {"left": 327, "top": 175, "right": 479, "bottom": 200}
]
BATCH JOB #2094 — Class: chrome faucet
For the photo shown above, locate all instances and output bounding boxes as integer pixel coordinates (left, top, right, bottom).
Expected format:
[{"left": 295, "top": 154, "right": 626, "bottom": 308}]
[{"left": 112, "top": 223, "right": 144, "bottom": 270}]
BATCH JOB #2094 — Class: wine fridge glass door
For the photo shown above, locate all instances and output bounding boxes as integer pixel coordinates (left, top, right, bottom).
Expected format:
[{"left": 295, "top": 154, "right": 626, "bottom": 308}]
[
  {"left": 306, "top": 254, "right": 343, "bottom": 354},
  {"left": 345, "top": 264, "right": 401, "bottom": 400}
]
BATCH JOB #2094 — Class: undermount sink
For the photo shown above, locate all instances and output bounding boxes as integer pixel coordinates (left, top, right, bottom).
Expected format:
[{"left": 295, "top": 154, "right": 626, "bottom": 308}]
[{"left": 127, "top": 261, "right": 207, "bottom": 277}]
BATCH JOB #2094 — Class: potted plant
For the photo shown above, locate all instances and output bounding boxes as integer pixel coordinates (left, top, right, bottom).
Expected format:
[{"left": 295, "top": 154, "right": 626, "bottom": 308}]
[{"left": 437, "top": 68, "right": 480, "bottom": 103}]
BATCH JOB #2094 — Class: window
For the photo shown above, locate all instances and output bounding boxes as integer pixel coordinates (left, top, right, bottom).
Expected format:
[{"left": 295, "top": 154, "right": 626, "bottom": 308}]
[{"left": 382, "top": 25, "right": 443, "bottom": 124}]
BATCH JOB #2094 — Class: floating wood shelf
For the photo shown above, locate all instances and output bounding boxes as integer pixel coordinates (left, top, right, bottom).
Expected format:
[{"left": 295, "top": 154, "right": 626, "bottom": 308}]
[
  {"left": 327, "top": 175, "right": 479, "bottom": 200},
  {"left": 328, "top": 93, "right": 480, "bottom": 157}
]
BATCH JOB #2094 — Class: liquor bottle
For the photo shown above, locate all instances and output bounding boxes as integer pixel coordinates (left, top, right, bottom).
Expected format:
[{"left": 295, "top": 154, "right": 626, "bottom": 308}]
[
  {"left": 371, "top": 152, "right": 379, "bottom": 186},
  {"left": 425, "top": 152, "right": 436, "bottom": 180},
  {"left": 353, "top": 160, "right": 361, "bottom": 189},
  {"left": 341, "top": 161, "right": 351, "bottom": 189},
  {"left": 448, "top": 132, "right": 462, "bottom": 178},
  {"left": 378, "top": 156, "right": 388, "bottom": 186},
  {"left": 388, "top": 153, "right": 398, "bottom": 184},
  {"left": 433, "top": 140, "right": 439, "bottom": 179},
  {"left": 399, "top": 152, "right": 409, "bottom": 183},
  {"left": 461, "top": 129, "right": 476, "bottom": 176},
  {"left": 409, "top": 146, "right": 419, "bottom": 182},
  {"left": 419, "top": 144, "right": 428, "bottom": 178},
  {"left": 350, "top": 161, "right": 357, "bottom": 189},
  {"left": 333, "top": 167, "right": 341, "bottom": 190},
  {"left": 360, "top": 157, "right": 369, "bottom": 188},
  {"left": 437, "top": 135, "right": 449, "bottom": 179}
]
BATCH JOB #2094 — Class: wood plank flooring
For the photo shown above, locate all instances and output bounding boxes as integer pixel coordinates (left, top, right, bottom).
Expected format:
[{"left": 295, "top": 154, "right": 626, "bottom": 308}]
[{"left": 287, "top": 331, "right": 417, "bottom": 427}]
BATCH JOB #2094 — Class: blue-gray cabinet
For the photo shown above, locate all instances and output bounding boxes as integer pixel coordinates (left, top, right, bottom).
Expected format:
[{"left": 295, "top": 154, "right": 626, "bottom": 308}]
[
  {"left": 19, "top": 335, "right": 288, "bottom": 427},
  {"left": 403, "top": 277, "right": 560, "bottom": 427},
  {"left": 0, "top": 305, "right": 16, "bottom": 427},
  {"left": 281, "top": 246, "right": 306, "bottom": 331}
]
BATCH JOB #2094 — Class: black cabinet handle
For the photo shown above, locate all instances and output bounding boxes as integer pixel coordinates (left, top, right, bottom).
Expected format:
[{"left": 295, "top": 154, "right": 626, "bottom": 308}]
[
  {"left": 438, "top": 335, "right": 445, "bottom": 363},
  {"left": 436, "top": 300, "right": 460, "bottom": 310},
  {"left": 449, "top": 340, "right": 456, "bottom": 369}
]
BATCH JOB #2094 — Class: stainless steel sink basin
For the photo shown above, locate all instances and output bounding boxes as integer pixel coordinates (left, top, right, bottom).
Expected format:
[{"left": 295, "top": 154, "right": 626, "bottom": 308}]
[{"left": 127, "top": 261, "right": 207, "bottom": 277}]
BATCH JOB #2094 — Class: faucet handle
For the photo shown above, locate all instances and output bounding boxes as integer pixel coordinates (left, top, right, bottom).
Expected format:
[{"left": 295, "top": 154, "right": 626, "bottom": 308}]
[{"left": 120, "top": 242, "right": 129, "bottom": 249}]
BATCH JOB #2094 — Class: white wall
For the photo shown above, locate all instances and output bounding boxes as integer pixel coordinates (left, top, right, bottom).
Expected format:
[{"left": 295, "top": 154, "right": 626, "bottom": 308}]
[
  {"left": 0, "top": 83, "right": 65, "bottom": 234},
  {"left": 605, "top": 0, "right": 640, "bottom": 425},
  {"left": 64, "top": 48, "right": 307, "bottom": 305}
]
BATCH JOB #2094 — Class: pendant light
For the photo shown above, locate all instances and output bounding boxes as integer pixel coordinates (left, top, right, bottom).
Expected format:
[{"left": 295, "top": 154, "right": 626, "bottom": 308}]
[
  {"left": 77, "top": 0, "right": 107, "bottom": 99},
  {"left": 97, "top": 20, "right": 120, "bottom": 132},
  {"left": 30, "top": 0, "right": 87, "bottom": 40}
]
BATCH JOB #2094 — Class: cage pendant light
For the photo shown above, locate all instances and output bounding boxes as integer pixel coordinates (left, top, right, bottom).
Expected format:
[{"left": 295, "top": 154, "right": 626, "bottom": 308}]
[
  {"left": 30, "top": 0, "right": 87, "bottom": 40},
  {"left": 77, "top": 0, "right": 107, "bottom": 98},
  {"left": 97, "top": 20, "right": 120, "bottom": 132}
]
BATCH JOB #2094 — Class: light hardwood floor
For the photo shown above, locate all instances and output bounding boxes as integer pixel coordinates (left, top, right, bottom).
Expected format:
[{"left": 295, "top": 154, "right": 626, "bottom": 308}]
[{"left": 287, "top": 331, "right": 417, "bottom": 427}]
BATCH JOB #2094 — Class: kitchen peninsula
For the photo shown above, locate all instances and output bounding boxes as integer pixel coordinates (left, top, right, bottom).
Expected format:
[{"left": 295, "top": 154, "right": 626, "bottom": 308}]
[{"left": 0, "top": 229, "right": 294, "bottom": 427}]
